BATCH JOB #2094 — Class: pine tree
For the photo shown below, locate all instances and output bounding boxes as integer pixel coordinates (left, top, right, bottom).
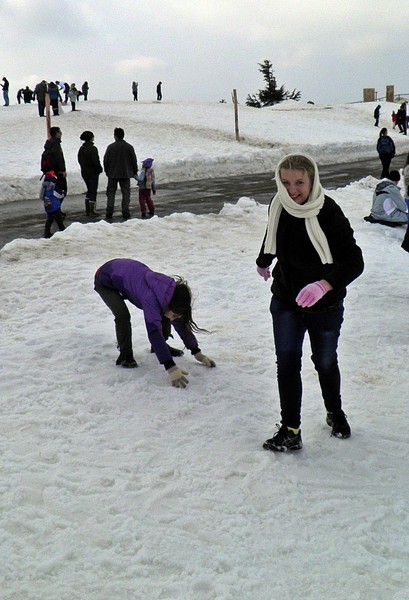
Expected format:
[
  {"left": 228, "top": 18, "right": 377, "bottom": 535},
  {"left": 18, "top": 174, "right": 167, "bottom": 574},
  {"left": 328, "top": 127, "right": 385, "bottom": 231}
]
[{"left": 246, "top": 60, "right": 301, "bottom": 108}]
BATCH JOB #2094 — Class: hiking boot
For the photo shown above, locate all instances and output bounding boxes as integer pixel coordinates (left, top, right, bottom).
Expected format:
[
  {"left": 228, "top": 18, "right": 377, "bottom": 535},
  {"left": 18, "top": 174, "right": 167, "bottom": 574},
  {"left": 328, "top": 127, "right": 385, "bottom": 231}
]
[
  {"left": 116, "top": 354, "right": 138, "bottom": 368},
  {"left": 326, "top": 410, "right": 351, "bottom": 438},
  {"left": 263, "top": 424, "right": 303, "bottom": 452}
]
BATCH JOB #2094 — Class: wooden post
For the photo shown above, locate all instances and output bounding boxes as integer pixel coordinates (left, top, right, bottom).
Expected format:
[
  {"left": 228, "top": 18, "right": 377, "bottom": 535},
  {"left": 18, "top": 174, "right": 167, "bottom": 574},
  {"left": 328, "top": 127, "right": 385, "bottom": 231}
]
[
  {"left": 45, "top": 87, "right": 51, "bottom": 138},
  {"left": 232, "top": 89, "right": 240, "bottom": 142}
]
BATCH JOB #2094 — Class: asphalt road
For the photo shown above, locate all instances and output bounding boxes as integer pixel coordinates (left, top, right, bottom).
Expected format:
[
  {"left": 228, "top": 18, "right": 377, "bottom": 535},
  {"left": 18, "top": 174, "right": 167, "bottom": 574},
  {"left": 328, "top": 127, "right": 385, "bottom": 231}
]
[{"left": 1, "top": 154, "right": 406, "bottom": 248}]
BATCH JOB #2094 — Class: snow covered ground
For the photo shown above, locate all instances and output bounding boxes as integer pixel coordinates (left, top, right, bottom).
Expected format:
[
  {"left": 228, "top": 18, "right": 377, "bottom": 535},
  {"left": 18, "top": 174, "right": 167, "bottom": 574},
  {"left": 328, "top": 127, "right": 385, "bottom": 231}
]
[{"left": 0, "top": 101, "right": 408, "bottom": 599}]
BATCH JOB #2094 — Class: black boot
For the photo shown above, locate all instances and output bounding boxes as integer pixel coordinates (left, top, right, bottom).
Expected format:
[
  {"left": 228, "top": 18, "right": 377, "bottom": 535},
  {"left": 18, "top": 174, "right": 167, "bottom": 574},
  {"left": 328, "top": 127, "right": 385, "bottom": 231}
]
[
  {"left": 89, "top": 202, "right": 99, "bottom": 216},
  {"left": 85, "top": 199, "right": 90, "bottom": 216}
]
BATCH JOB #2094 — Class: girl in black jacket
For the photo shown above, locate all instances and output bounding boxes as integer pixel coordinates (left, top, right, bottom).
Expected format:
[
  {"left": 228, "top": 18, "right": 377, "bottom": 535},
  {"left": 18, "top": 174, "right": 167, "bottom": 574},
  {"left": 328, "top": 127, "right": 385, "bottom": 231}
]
[
  {"left": 78, "top": 131, "right": 103, "bottom": 216},
  {"left": 256, "top": 153, "right": 364, "bottom": 452}
]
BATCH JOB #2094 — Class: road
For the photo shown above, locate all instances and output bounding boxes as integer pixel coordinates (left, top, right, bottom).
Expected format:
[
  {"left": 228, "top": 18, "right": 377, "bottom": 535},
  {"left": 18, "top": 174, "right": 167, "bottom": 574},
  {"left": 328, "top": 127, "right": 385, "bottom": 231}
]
[{"left": 0, "top": 154, "right": 406, "bottom": 248}]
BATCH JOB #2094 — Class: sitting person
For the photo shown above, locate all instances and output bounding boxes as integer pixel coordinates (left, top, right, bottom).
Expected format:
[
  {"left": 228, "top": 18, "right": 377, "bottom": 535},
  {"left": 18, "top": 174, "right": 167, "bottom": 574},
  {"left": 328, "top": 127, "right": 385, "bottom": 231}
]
[{"left": 365, "top": 170, "right": 407, "bottom": 226}]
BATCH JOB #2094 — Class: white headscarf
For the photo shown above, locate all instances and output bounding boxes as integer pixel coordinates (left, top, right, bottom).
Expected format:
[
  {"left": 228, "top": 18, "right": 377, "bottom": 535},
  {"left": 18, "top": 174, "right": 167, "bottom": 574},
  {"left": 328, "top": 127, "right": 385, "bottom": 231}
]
[{"left": 264, "top": 153, "right": 333, "bottom": 264}]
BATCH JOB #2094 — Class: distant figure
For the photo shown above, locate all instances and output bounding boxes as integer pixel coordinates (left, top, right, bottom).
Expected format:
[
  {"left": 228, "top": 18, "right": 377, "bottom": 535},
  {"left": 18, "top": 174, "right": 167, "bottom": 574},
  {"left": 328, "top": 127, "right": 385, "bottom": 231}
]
[
  {"left": 391, "top": 110, "right": 397, "bottom": 129},
  {"left": 42, "top": 126, "right": 67, "bottom": 198},
  {"left": 34, "top": 80, "right": 47, "bottom": 116},
  {"left": 77, "top": 130, "right": 103, "bottom": 216},
  {"left": 40, "top": 171, "right": 66, "bottom": 238},
  {"left": 365, "top": 170, "right": 407, "bottom": 227},
  {"left": 396, "top": 103, "right": 407, "bottom": 135},
  {"left": 1, "top": 77, "right": 10, "bottom": 106},
  {"left": 373, "top": 104, "right": 381, "bottom": 127},
  {"left": 81, "top": 81, "right": 89, "bottom": 101},
  {"left": 132, "top": 81, "right": 138, "bottom": 101},
  {"left": 17, "top": 88, "right": 24, "bottom": 104},
  {"left": 63, "top": 82, "right": 69, "bottom": 103},
  {"left": 47, "top": 81, "right": 60, "bottom": 116},
  {"left": 23, "top": 86, "right": 34, "bottom": 103},
  {"left": 103, "top": 127, "right": 138, "bottom": 221},
  {"left": 136, "top": 157, "right": 156, "bottom": 218},
  {"left": 376, "top": 127, "right": 395, "bottom": 178},
  {"left": 156, "top": 81, "right": 162, "bottom": 101},
  {"left": 68, "top": 83, "right": 79, "bottom": 111}
]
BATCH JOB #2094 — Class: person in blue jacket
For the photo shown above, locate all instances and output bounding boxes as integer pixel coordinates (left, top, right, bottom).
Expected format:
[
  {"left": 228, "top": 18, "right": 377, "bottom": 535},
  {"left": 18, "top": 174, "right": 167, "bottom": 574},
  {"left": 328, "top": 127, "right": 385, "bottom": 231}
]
[
  {"left": 94, "top": 259, "right": 216, "bottom": 387},
  {"left": 39, "top": 171, "right": 66, "bottom": 238}
]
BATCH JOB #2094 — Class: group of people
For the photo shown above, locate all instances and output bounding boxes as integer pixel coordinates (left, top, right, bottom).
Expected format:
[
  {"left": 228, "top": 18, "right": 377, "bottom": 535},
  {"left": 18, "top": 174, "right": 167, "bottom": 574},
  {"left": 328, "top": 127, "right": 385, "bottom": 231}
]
[
  {"left": 40, "top": 126, "right": 157, "bottom": 236},
  {"left": 131, "top": 81, "right": 163, "bottom": 101},
  {"left": 33, "top": 80, "right": 89, "bottom": 116},
  {"left": 375, "top": 102, "right": 408, "bottom": 135},
  {"left": 93, "top": 153, "right": 365, "bottom": 453}
]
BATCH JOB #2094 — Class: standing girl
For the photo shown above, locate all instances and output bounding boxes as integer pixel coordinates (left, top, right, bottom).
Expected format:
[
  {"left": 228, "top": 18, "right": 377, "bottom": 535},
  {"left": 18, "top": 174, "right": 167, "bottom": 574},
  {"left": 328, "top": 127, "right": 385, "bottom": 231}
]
[
  {"left": 77, "top": 130, "right": 103, "bottom": 216},
  {"left": 137, "top": 158, "right": 156, "bottom": 218},
  {"left": 376, "top": 127, "right": 396, "bottom": 178},
  {"left": 256, "top": 153, "right": 364, "bottom": 451}
]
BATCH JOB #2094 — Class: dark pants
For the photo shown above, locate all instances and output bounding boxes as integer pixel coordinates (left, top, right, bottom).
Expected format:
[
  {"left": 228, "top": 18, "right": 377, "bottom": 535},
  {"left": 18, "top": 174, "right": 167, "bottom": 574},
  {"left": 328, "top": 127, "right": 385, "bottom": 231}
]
[
  {"left": 50, "top": 98, "right": 59, "bottom": 115},
  {"left": 37, "top": 100, "right": 45, "bottom": 116},
  {"left": 94, "top": 281, "right": 134, "bottom": 358},
  {"left": 379, "top": 154, "right": 393, "bottom": 178},
  {"left": 83, "top": 176, "right": 99, "bottom": 204},
  {"left": 106, "top": 178, "right": 131, "bottom": 218},
  {"left": 44, "top": 209, "right": 65, "bottom": 237},
  {"left": 57, "top": 174, "right": 67, "bottom": 198},
  {"left": 270, "top": 296, "right": 344, "bottom": 429}
]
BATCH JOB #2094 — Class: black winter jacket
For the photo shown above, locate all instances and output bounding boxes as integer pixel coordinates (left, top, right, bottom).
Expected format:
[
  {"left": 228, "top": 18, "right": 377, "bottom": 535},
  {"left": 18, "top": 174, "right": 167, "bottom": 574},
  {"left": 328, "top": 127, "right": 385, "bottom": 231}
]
[
  {"left": 103, "top": 140, "right": 138, "bottom": 179},
  {"left": 43, "top": 137, "right": 66, "bottom": 173},
  {"left": 78, "top": 142, "right": 103, "bottom": 179},
  {"left": 256, "top": 195, "right": 364, "bottom": 311}
]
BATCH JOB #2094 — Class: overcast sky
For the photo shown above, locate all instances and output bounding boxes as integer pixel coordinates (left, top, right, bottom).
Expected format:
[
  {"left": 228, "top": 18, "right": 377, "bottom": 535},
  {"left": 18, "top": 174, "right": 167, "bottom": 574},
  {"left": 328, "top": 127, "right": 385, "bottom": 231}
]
[{"left": 1, "top": 0, "right": 408, "bottom": 105}]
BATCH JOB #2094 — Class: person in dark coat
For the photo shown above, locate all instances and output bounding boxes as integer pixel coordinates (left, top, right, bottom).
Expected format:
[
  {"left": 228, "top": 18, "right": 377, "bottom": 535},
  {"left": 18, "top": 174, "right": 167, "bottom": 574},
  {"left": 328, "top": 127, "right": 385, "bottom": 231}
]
[
  {"left": 103, "top": 128, "right": 138, "bottom": 220},
  {"left": 34, "top": 80, "right": 47, "bottom": 116},
  {"left": 43, "top": 126, "right": 67, "bottom": 198},
  {"left": 376, "top": 127, "right": 396, "bottom": 178},
  {"left": 77, "top": 130, "right": 103, "bottom": 216},
  {"left": 373, "top": 104, "right": 381, "bottom": 127},
  {"left": 132, "top": 81, "right": 138, "bottom": 101},
  {"left": 17, "top": 88, "right": 23, "bottom": 104},
  {"left": 94, "top": 259, "right": 216, "bottom": 386},
  {"left": 81, "top": 81, "right": 89, "bottom": 101},
  {"left": 156, "top": 81, "right": 162, "bottom": 101},
  {"left": 396, "top": 103, "right": 407, "bottom": 135},
  {"left": 22, "top": 86, "right": 34, "bottom": 103},
  {"left": 47, "top": 81, "right": 60, "bottom": 116},
  {"left": 1, "top": 77, "right": 10, "bottom": 106},
  {"left": 256, "top": 153, "right": 364, "bottom": 452}
]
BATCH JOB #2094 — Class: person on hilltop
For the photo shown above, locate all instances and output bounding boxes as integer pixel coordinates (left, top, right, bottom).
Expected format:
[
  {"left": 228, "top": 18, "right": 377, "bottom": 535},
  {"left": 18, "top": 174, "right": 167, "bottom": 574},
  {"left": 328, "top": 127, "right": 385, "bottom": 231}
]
[
  {"left": 22, "top": 86, "right": 34, "bottom": 103},
  {"left": 136, "top": 157, "right": 156, "bottom": 218},
  {"left": 396, "top": 103, "right": 407, "bottom": 135},
  {"left": 1, "top": 77, "right": 10, "bottom": 106},
  {"left": 41, "top": 126, "right": 67, "bottom": 199},
  {"left": 68, "top": 83, "right": 79, "bottom": 111},
  {"left": 132, "top": 81, "right": 138, "bottom": 101},
  {"left": 103, "top": 127, "right": 138, "bottom": 221},
  {"left": 47, "top": 81, "right": 61, "bottom": 116},
  {"left": 94, "top": 258, "right": 216, "bottom": 385},
  {"left": 77, "top": 130, "right": 103, "bottom": 216},
  {"left": 81, "top": 81, "right": 89, "bottom": 101},
  {"left": 365, "top": 170, "right": 408, "bottom": 227},
  {"left": 373, "top": 104, "right": 381, "bottom": 127},
  {"left": 376, "top": 127, "right": 395, "bottom": 178},
  {"left": 34, "top": 80, "right": 47, "bottom": 117},
  {"left": 256, "top": 153, "right": 364, "bottom": 452},
  {"left": 156, "top": 81, "right": 162, "bottom": 101}
]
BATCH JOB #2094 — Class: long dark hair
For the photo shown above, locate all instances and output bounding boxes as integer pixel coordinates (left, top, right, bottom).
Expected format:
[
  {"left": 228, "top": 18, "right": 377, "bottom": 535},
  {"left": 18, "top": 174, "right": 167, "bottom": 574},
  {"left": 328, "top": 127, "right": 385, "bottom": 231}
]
[{"left": 168, "top": 277, "right": 209, "bottom": 334}]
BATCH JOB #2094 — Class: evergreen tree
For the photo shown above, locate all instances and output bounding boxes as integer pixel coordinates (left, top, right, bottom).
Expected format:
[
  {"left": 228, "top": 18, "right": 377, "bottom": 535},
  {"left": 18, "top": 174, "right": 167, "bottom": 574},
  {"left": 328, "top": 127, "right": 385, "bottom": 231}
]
[{"left": 246, "top": 60, "right": 301, "bottom": 107}]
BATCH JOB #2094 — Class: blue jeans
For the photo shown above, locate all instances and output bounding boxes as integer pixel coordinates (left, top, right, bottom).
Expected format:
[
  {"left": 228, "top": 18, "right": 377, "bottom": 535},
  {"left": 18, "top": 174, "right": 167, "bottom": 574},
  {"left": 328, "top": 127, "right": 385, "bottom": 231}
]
[{"left": 270, "top": 296, "right": 344, "bottom": 428}]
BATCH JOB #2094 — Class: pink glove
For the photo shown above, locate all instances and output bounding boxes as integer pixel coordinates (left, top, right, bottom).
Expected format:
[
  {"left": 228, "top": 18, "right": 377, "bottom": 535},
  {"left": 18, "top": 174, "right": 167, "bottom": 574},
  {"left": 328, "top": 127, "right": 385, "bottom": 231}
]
[
  {"left": 296, "top": 281, "right": 327, "bottom": 308},
  {"left": 257, "top": 266, "right": 271, "bottom": 281}
]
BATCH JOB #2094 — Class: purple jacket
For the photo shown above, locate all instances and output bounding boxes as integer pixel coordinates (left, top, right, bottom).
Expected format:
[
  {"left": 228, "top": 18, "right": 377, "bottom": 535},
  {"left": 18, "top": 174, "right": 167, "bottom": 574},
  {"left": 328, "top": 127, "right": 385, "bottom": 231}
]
[{"left": 95, "top": 259, "right": 199, "bottom": 364}]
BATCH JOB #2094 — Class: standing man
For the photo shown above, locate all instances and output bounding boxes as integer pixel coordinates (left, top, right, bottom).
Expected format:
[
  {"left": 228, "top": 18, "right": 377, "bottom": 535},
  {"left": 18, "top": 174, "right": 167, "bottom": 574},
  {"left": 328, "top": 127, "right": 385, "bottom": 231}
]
[
  {"left": 374, "top": 104, "right": 381, "bottom": 127},
  {"left": 81, "top": 81, "right": 89, "bottom": 101},
  {"left": 42, "top": 126, "right": 67, "bottom": 199},
  {"left": 1, "top": 77, "right": 10, "bottom": 106},
  {"left": 132, "top": 81, "right": 138, "bottom": 101},
  {"left": 34, "top": 80, "right": 47, "bottom": 117},
  {"left": 156, "top": 81, "right": 162, "bottom": 101},
  {"left": 103, "top": 128, "right": 138, "bottom": 221}
]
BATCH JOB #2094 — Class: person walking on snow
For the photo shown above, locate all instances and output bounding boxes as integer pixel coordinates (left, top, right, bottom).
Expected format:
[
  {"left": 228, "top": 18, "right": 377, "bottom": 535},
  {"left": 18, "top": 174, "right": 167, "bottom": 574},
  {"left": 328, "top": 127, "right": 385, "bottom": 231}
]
[
  {"left": 94, "top": 259, "right": 216, "bottom": 386},
  {"left": 256, "top": 153, "right": 364, "bottom": 452},
  {"left": 376, "top": 127, "right": 395, "bottom": 178}
]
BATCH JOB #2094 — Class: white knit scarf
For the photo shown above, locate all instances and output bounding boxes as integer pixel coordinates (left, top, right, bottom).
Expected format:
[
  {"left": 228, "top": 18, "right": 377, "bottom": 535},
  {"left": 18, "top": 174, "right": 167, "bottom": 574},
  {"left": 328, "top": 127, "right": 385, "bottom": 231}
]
[{"left": 264, "top": 153, "right": 333, "bottom": 264}]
